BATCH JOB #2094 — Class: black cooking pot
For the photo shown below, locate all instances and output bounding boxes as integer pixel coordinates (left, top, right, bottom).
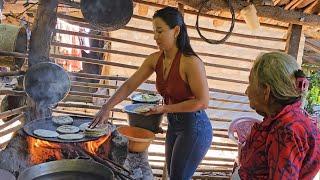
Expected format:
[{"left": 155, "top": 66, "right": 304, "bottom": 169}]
[
  {"left": 18, "top": 159, "right": 114, "bottom": 180},
  {"left": 123, "top": 104, "right": 163, "bottom": 133},
  {"left": 80, "top": 0, "right": 133, "bottom": 31}
]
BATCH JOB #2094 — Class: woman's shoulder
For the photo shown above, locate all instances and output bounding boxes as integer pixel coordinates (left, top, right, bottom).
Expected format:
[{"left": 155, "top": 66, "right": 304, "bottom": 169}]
[
  {"left": 148, "top": 51, "right": 162, "bottom": 60},
  {"left": 180, "top": 54, "right": 203, "bottom": 69}
]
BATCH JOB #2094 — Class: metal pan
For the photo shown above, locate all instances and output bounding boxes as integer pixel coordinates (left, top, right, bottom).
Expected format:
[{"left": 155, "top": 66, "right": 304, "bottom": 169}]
[
  {"left": 80, "top": 0, "right": 133, "bottom": 31},
  {"left": 23, "top": 116, "right": 108, "bottom": 143},
  {"left": 24, "top": 62, "right": 70, "bottom": 107},
  {"left": 18, "top": 159, "right": 114, "bottom": 180}
]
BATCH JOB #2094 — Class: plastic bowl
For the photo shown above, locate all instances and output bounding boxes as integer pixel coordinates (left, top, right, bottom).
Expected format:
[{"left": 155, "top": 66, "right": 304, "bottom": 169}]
[
  {"left": 123, "top": 104, "right": 163, "bottom": 133},
  {"left": 117, "top": 126, "right": 155, "bottom": 153}
]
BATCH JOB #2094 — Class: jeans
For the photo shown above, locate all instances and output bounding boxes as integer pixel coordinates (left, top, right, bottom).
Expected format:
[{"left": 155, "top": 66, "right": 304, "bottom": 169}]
[{"left": 166, "top": 110, "right": 213, "bottom": 180}]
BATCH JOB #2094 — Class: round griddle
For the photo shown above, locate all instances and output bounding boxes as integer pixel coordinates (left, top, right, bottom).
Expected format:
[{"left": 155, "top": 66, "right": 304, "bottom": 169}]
[
  {"left": 24, "top": 62, "right": 70, "bottom": 106},
  {"left": 23, "top": 116, "right": 106, "bottom": 143},
  {"left": 80, "top": 0, "right": 133, "bottom": 31}
]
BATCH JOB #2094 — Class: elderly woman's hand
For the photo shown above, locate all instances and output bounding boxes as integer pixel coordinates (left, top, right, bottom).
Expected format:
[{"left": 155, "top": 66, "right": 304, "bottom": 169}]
[{"left": 89, "top": 104, "right": 111, "bottom": 128}]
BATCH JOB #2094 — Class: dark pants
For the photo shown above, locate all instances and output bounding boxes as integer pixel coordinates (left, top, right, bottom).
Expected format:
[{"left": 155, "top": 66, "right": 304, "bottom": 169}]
[{"left": 166, "top": 110, "right": 213, "bottom": 180}]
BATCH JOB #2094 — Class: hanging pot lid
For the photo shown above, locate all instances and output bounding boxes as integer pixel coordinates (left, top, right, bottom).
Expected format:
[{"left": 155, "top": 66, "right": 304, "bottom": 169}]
[
  {"left": 80, "top": 0, "right": 133, "bottom": 31},
  {"left": 24, "top": 62, "right": 70, "bottom": 106}
]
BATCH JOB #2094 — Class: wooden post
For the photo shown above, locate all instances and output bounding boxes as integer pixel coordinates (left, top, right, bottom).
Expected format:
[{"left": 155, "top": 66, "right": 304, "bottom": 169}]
[
  {"left": 28, "top": 0, "right": 58, "bottom": 67},
  {"left": 285, "top": 24, "right": 303, "bottom": 59},
  {"left": 27, "top": 0, "right": 58, "bottom": 120}
]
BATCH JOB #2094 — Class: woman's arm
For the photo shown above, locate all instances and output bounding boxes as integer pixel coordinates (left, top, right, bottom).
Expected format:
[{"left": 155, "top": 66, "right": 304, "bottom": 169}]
[
  {"left": 148, "top": 55, "right": 209, "bottom": 114},
  {"left": 90, "top": 52, "right": 159, "bottom": 127}
]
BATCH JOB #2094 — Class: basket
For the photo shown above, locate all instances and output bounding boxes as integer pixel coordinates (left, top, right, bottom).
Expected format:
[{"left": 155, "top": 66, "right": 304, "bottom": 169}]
[
  {"left": 0, "top": 24, "right": 27, "bottom": 70},
  {"left": 117, "top": 126, "right": 155, "bottom": 153}
]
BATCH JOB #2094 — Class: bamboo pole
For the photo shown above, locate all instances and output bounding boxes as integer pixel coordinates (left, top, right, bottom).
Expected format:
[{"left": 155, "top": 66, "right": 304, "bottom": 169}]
[
  {"left": 0, "top": 113, "right": 25, "bottom": 137},
  {"left": 0, "top": 89, "right": 26, "bottom": 96},
  {"left": 133, "top": 0, "right": 288, "bottom": 29},
  {"left": 0, "top": 50, "right": 247, "bottom": 97},
  {"left": 55, "top": 41, "right": 251, "bottom": 72},
  {"left": 55, "top": 14, "right": 283, "bottom": 52},
  {"left": 0, "top": 105, "right": 28, "bottom": 120},
  {"left": 175, "top": 0, "right": 320, "bottom": 27},
  {"left": 0, "top": 71, "right": 24, "bottom": 77},
  {"left": 53, "top": 19, "right": 254, "bottom": 63},
  {"left": 151, "top": 164, "right": 232, "bottom": 172},
  {"left": 132, "top": 14, "right": 286, "bottom": 42}
]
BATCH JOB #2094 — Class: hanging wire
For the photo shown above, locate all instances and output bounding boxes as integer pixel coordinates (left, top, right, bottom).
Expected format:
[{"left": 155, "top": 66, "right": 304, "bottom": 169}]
[{"left": 196, "top": 0, "right": 235, "bottom": 44}]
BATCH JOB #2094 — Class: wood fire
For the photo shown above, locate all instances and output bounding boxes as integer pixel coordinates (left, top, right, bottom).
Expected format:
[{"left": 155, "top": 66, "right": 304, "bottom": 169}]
[{"left": 27, "top": 135, "right": 110, "bottom": 165}]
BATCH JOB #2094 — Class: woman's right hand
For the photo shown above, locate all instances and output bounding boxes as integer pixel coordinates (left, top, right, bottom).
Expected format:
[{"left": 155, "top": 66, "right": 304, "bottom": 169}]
[{"left": 89, "top": 104, "right": 111, "bottom": 128}]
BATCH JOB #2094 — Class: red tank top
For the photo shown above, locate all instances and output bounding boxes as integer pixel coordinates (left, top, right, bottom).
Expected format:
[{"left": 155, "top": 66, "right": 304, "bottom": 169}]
[{"left": 155, "top": 51, "right": 195, "bottom": 104}]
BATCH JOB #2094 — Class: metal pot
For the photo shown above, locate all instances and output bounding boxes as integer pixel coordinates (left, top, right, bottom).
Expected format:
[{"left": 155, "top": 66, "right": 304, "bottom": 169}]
[
  {"left": 80, "top": 0, "right": 133, "bottom": 31},
  {"left": 123, "top": 104, "right": 163, "bottom": 133},
  {"left": 18, "top": 159, "right": 114, "bottom": 180},
  {"left": 24, "top": 62, "right": 70, "bottom": 107}
]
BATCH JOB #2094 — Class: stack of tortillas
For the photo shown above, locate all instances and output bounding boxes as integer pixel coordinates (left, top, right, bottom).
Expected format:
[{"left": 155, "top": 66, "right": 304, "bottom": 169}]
[
  {"left": 56, "top": 125, "right": 84, "bottom": 140},
  {"left": 84, "top": 124, "right": 108, "bottom": 137}
]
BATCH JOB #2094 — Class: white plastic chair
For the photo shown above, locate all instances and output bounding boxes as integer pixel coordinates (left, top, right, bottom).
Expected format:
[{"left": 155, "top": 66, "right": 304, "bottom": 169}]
[{"left": 228, "top": 117, "right": 262, "bottom": 144}]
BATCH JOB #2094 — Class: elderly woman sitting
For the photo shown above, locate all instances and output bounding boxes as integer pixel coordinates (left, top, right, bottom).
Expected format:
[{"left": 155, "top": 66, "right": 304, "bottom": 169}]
[{"left": 238, "top": 52, "right": 320, "bottom": 179}]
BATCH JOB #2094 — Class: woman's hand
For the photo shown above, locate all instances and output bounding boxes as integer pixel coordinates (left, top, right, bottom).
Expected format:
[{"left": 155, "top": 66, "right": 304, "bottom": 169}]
[
  {"left": 89, "top": 104, "right": 110, "bottom": 128},
  {"left": 143, "top": 105, "right": 166, "bottom": 116}
]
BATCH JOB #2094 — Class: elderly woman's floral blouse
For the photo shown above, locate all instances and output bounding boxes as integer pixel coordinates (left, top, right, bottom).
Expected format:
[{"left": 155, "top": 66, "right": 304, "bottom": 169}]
[{"left": 239, "top": 101, "right": 320, "bottom": 179}]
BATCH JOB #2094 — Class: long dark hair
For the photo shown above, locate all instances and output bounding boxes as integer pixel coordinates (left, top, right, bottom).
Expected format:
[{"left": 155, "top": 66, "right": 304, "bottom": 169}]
[{"left": 153, "top": 6, "right": 197, "bottom": 57}]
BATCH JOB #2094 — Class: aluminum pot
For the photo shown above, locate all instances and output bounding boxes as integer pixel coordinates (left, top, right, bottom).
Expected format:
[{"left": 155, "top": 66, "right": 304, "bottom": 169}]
[
  {"left": 18, "top": 159, "right": 114, "bottom": 180},
  {"left": 123, "top": 104, "right": 163, "bottom": 133}
]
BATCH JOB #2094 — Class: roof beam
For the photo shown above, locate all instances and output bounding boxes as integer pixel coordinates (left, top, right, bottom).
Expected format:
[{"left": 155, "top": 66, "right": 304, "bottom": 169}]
[{"left": 176, "top": 0, "right": 320, "bottom": 27}]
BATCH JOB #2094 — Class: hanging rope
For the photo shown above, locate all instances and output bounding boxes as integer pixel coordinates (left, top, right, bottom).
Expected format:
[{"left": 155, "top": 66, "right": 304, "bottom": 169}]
[{"left": 196, "top": 0, "right": 235, "bottom": 44}]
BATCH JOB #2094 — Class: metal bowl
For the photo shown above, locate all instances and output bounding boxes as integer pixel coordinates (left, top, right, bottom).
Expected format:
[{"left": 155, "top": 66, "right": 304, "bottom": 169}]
[
  {"left": 18, "top": 159, "right": 114, "bottom": 180},
  {"left": 123, "top": 104, "right": 163, "bottom": 133}
]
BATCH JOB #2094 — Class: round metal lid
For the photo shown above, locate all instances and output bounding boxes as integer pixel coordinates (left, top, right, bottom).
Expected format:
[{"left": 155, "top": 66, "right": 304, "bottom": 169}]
[{"left": 24, "top": 62, "right": 70, "bottom": 106}]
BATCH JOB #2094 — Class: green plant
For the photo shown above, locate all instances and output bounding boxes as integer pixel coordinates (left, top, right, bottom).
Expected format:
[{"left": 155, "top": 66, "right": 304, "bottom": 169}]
[{"left": 306, "top": 71, "right": 320, "bottom": 114}]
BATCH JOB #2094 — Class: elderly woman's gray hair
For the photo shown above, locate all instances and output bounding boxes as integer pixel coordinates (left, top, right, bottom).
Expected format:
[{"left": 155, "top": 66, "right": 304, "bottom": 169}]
[{"left": 251, "top": 52, "right": 303, "bottom": 104}]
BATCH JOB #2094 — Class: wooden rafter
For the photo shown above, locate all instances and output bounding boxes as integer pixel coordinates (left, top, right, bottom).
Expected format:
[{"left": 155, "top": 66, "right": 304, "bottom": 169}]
[{"left": 176, "top": 0, "right": 320, "bottom": 27}]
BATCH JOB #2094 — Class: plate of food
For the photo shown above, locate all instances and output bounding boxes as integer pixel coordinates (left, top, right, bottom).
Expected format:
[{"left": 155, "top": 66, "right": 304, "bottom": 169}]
[{"left": 131, "top": 93, "right": 162, "bottom": 104}]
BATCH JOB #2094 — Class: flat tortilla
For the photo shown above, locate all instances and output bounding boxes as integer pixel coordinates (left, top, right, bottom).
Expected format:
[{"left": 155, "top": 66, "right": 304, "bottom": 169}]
[
  {"left": 33, "top": 129, "right": 59, "bottom": 138},
  {"left": 58, "top": 133, "right": 84, "bottom": 140},
  {"left": 56, "top": 125, "right": 80, "bottom": 134},
  {"left": 79, "top": 122, "right": 90, "bottom": 131},
  {"left": 134, "top": 104, "right": 155, "bottom": 113},
  {"left": 52, "top": 116, "right": 73, "bottom": 125}
]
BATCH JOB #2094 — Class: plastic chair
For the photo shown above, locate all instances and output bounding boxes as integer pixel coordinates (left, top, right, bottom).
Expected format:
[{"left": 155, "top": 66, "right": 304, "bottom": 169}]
[{"left": 228, "top": 117, "right": 262, "bottom": 144}]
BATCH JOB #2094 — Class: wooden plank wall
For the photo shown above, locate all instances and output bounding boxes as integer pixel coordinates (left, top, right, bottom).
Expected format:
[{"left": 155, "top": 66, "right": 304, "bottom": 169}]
[{"left": 48, "top": 1, "right": 288, "bottom": 178}]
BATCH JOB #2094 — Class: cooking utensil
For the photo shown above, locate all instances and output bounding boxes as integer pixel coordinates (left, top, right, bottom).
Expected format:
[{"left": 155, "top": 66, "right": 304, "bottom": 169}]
[
  {"left": 23, "top": 116, "right": 109, "bottom": 143},
  {"left": 117, "top": 125, "right": 155, "bottom": 153},
  {"left": 80, "top": 0, "right": 133, "bottom": 31},
  {"left": 17, "top": 159, "right": 114, "bottom": 180},
  {"left": 123, "top": 103, "right": 164, "bottom": 133},
  {"left": 24, "top": 62, "right": 70, "bottom": 107}
]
